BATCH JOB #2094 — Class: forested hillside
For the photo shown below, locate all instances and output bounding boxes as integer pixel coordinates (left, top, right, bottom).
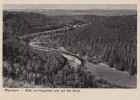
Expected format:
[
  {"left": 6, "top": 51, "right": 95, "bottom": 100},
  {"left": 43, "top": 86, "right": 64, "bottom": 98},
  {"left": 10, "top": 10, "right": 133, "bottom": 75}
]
[
  {"left": 3, "top": 11, "right": 84, "bottom": 38},
  {"left": 3, "top": 11, "right": 103, "bottom": 88},
  {"left": 57, "top": 15, "right": 137, "bottom": 75},
  {"left": 3, "top": 37, "right": 98, "bottom": 88},
  {"left": 3, "top": 10, "right": 137, "bottom": 88}
]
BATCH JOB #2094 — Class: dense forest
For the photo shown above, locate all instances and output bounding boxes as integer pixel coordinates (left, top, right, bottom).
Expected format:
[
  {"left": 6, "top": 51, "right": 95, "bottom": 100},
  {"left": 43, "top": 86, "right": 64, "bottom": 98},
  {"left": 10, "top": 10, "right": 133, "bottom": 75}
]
[
  {"left": 3, "top": 37, "right": 96, "bottom": 88},
  {"left": 56, "top": 15, "right": 137, "bottom": 75},
  {"left": 3, "top": 11, "right": 93, "bottom": 88},
  {"left": 3, "top": 10, "right": 137, "bottom": 88},
  {"left": 3, "top": 11, "right": 118, "bottom": 88},
  {"left": 3, "top": 37, "right": 118, "bottom": 88},
  {"left": 3, "top": 11, "right": 84, "bottom": 38}
]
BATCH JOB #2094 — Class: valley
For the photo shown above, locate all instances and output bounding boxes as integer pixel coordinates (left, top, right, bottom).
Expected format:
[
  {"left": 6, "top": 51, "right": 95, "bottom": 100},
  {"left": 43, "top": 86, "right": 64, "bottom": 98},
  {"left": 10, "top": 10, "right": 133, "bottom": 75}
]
[
  {"left": 3, "top": 9, "right": 137, "bottom": 88},
  {"left": 28, "top": 24, "right": 136, "bottom": 88}
]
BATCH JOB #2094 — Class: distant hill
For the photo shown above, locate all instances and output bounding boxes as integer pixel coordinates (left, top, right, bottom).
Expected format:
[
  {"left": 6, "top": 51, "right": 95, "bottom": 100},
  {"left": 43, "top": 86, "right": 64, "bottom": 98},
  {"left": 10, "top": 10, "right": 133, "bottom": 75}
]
[{"left": 4, "top": 9, "right": 137, "bottom": 16}]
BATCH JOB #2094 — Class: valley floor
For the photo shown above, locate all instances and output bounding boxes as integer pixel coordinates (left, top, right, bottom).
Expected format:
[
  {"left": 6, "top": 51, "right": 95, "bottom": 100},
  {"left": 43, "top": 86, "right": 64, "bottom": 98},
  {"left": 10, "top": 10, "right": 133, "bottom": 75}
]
[{"left": 29, "top": 39, "right": 136, "bottom": 88}]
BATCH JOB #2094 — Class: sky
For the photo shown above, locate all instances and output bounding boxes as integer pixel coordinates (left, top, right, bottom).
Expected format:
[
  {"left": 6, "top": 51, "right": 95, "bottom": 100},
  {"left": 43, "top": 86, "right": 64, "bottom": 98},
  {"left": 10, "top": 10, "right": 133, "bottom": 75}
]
[{"left": 3, "top": 4, "right": 137, "bottom": 10}]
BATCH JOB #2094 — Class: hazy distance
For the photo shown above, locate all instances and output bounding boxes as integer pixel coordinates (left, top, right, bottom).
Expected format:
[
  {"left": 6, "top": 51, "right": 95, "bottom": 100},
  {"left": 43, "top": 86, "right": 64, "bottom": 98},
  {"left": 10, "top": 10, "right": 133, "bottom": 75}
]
[{"left": 3, "top": 4, "right": 137, "bottom": 10}]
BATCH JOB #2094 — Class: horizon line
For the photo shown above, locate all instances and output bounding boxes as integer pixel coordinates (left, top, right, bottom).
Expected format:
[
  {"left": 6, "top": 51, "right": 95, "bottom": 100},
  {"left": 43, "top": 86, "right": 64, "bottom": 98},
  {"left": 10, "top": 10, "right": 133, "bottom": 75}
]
[{"left": 3, "top": 4, "right": 137, "bottom": 10}]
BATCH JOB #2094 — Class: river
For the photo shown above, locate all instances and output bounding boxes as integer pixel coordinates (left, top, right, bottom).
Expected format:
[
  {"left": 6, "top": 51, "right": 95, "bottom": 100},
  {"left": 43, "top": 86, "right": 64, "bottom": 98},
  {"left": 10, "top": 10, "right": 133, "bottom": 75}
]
[{"left": 28, "top": 24, "right": 136, "bottom": 88}]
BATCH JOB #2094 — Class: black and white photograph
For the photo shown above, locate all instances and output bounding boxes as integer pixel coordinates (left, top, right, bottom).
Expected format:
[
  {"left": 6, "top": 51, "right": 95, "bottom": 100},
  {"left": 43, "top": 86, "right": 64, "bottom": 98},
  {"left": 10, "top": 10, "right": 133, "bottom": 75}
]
[{"left": 3, "top": 4, "right": 137, "bottom": 88}]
